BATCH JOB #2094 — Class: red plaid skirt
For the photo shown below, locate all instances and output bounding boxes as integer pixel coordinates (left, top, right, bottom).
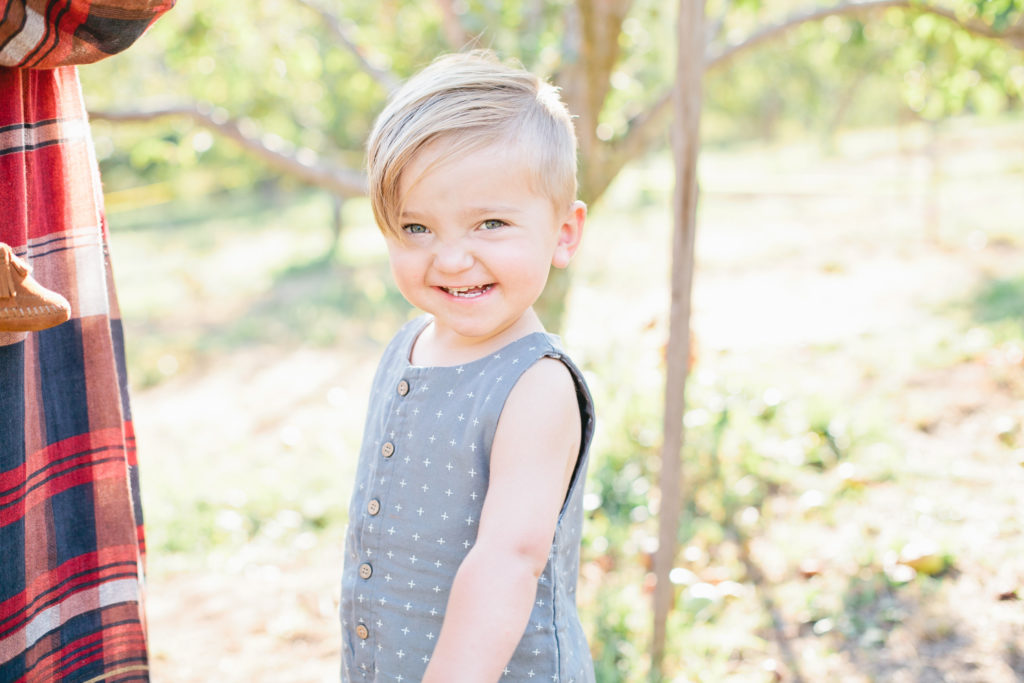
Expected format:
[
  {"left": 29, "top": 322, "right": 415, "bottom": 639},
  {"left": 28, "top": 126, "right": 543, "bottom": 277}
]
[{"left": 1, "top": 2, "right": 173, "bottom": 681}]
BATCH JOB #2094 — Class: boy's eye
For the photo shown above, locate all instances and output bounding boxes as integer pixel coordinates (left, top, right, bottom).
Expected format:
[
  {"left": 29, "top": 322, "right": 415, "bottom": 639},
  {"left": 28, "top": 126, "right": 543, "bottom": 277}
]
[
  {"left": 481, "top": 219, "right": 506, "bottom": 230},
  {"left": 402, "top": 224, "right": 429, "bottom": 235}
]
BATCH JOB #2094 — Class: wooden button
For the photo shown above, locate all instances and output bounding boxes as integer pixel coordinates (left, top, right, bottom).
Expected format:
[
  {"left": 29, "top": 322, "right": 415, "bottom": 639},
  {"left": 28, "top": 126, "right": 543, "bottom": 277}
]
[
  {"left": 356, "top": 624, "right": 369, "bottom": 640},
  {"left": 358, "top": 563, "right": 373, "bottom": 579},
  {"left": 381, "top": 442, "right": 395, "bottom": 458},
  {"left": 397, "top": 379, "right": 410, "bottom": 396},
  {"left": 367, "top": 499, "right": 381, "bottom": 516}
]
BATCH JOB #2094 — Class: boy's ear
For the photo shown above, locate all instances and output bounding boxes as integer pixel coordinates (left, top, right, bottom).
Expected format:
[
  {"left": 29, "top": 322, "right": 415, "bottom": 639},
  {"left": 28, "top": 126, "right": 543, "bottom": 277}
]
[{"left": 552, "top": 201, "right": 586, "bottom": 269}]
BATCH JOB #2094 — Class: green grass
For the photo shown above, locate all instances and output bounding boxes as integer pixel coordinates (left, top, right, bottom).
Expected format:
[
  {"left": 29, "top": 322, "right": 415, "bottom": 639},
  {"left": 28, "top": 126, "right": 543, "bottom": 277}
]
[{"left": 970, "top": 275, "right": 1024, "bottom": 343}]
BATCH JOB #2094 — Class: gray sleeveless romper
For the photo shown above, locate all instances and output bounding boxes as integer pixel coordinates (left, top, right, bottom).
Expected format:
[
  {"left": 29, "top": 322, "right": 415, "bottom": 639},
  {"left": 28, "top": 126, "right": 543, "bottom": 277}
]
[{"left": 340, "top": 316, "right": 596, "bottom": 682}]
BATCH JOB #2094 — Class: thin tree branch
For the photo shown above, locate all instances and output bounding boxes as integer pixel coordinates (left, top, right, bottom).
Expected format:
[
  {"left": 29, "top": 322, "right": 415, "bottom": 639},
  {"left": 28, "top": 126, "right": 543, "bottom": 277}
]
[
  {"left": 90, "top": 105, "right": 368, "bottom": 198},
  {"left": 594, "top": 0, "right": 1024, "bottom": 205},
  {"left": 708, "top": 0, "right": 1024, "bottom": 69},
  {"left": 652, "top": 0, "right": 704, "bottom": 672},
  {"left": 291, "top": 0, "right": 402, "bottom": 93}
]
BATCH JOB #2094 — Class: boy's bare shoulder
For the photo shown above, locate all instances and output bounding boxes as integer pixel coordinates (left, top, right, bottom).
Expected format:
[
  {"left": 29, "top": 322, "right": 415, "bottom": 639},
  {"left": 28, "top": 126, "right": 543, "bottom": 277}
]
[{"left": 502, "top": 356, "right": 579, "bottom": 425}]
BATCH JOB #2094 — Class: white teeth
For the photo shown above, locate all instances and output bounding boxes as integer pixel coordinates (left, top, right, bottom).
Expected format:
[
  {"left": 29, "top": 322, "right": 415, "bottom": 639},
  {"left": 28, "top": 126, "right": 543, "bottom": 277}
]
[{"left": 444, "top": 285, "right": 490, "bottom": 298}]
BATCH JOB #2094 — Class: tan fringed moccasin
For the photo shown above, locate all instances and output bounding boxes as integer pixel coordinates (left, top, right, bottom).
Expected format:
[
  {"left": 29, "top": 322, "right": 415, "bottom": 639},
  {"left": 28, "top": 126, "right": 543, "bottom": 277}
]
[{"left": 0, "top": 243, "right": 72, "bottom": 332}]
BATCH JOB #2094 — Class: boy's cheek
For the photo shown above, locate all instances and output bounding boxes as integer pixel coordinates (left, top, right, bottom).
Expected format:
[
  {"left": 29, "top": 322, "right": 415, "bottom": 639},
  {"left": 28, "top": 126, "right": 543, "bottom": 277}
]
[
  {"left": 386, "top": 250, "right": 408, "bottom": 285},
  {"left": 383, "top": 235, "right": 404, "bottom": 257},
  {"left": 385, "top": 242, "right": 415, "bottom": 271},
  {"left": 387, "top": 254, "right": 427, "bottom": 303}
]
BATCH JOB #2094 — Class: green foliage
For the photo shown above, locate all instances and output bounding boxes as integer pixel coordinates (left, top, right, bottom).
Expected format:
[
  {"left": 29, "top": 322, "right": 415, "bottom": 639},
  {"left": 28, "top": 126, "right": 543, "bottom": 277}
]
[
  {"left": 969, "top": 0, "right": 1023, "bottom": 31},
  {"left": 595, "top": 0, "right": 675, "bottom": 140},
  {"left": 80, "top": 0, "right": 1024, "bottom": 203},
  {"left": 972, "top": 275, "right": 1024, "bottom": 324},
  {"left": 704, "top": 3, "right": 1024, "bottom": 144},
  {"left": 969, "top": 275, "right": 1024, "bottom": 342},
  {"left": 891, "top": 8, "right": 1021, "bottom": 119}
]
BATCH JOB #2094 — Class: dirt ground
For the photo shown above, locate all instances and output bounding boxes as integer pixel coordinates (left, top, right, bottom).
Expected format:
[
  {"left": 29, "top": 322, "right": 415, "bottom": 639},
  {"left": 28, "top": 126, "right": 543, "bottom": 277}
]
[{"left": 134, "top": 124, "right": 1024, "bottom": 682}]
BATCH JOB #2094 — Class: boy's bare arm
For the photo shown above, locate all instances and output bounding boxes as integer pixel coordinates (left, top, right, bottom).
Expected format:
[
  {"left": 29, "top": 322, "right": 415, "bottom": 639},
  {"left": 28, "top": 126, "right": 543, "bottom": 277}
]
[{"left": 421, "top": 358, "right": 581, "bottom": 683}]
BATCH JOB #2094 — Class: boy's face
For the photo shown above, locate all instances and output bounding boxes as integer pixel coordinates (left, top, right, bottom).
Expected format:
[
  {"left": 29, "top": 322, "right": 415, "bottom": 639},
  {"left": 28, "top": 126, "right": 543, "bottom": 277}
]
[{"left": 385, "top": 139, "right": 584, "bottom": 353}]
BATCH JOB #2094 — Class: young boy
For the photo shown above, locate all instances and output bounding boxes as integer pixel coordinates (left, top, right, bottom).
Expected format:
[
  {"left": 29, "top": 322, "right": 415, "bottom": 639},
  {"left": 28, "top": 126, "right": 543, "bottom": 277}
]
[{"left": 339, "top": 51, "right": 596, "bottom": 682}]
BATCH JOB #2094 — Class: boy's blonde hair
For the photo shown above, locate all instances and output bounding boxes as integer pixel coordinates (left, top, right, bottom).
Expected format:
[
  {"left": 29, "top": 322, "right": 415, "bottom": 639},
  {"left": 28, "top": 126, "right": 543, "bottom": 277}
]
[{"left": 367, "top": 51, "right": 578, "bottom": 238}]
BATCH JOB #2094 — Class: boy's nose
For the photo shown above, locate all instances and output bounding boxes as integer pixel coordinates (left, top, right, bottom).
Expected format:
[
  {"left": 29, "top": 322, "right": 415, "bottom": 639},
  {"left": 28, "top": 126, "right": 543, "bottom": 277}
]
[{"left": 432, "top": 240, "right": 474, "bottom": 273}]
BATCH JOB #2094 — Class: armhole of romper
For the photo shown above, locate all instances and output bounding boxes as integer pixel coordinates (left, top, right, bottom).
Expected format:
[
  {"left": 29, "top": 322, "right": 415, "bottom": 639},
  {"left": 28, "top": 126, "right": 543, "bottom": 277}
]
[
  {"left": 402, "top": 315, "right": 433, "bottom": 366},
  {"left": 545, "top": 353, "right": 595, "bottom": 518},
  {"left": 489, "top": 341, "right": 595, "bottom": 517}
]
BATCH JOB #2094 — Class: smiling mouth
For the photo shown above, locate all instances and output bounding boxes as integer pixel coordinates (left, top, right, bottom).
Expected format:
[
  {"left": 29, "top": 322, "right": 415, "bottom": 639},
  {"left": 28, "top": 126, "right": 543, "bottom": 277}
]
[{"left": 440, "top": 284, "right": 494, "bottom": 298}]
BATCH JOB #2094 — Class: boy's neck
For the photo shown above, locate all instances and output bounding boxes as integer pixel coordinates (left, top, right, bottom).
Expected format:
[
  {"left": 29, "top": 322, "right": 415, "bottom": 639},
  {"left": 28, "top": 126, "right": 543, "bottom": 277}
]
[{"left": 410, "top": 309, "right": 546, "bottom": 367}]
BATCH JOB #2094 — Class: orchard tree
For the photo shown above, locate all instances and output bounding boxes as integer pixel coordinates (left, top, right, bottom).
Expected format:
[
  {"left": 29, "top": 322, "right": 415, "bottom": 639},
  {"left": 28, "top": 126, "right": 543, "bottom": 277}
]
[{"left": 85, "top": 0, "right": 1024, "bottom": 329}]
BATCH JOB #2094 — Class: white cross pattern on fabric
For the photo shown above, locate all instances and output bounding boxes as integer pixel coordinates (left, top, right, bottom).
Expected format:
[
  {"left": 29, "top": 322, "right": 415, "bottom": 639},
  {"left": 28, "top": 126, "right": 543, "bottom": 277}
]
[{"left": 339, "top": 319, "right": 595, "bottom": 682}]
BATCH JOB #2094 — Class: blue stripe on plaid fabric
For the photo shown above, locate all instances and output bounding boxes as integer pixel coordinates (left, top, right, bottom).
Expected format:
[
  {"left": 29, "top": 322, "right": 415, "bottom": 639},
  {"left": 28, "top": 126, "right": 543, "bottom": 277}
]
[
  {"left": 38, "top": 319, "right": 89, "bottom": 446},
  {"left": 52, "top": 484, "right": 97, "bottom": 567},
  {"left": 0, "top": 651, "right": 26, "bottom": 683},
  {"left": 74, "top": 13, "right": 153, "bottom": 55},
  {"left": 111, "top": 319, "right": 131, "bottom": 420},
  {"left": 0, "top": 340, "right": 27, "bottom": 608},
  {"left": 0, "top": 513, "right": 24, "bottom": 604},
  {"left": 0, "top": 341, "right": 25, "bottom": 470},
  {"left": 129, "top": 463, "right": 144, "bottom": 536}
]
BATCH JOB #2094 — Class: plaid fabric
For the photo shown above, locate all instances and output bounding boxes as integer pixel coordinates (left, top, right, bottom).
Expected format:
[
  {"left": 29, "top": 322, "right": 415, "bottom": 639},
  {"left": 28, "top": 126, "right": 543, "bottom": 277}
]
[{"left": 0, "top": 2, "right": 172, "bottom": 681}]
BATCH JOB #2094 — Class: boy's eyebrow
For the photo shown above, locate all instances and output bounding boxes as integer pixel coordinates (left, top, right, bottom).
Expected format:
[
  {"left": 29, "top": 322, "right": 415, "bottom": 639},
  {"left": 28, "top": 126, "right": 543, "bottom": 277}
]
[
  {"left": 400, "top": 205, "right": 525, "bottom": 220},
  {"left": 469, "top": 204, "right": 524, "bottom": 215}
]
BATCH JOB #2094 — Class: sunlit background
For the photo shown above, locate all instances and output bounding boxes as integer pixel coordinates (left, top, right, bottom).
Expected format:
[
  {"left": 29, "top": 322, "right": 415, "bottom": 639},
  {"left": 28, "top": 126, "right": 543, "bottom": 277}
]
[{"left": 78, "top": 0, "right": 1024, "bottom": 680}]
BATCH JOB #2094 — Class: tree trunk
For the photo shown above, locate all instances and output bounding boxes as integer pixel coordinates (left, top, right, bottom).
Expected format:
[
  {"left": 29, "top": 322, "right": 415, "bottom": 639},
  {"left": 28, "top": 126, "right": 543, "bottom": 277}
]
[
  {"left": 651, "top": 0, "right": 705, "bottom": 677},
  {"left": 328, "top": 195, "right": 345, "bottom": 259}
]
